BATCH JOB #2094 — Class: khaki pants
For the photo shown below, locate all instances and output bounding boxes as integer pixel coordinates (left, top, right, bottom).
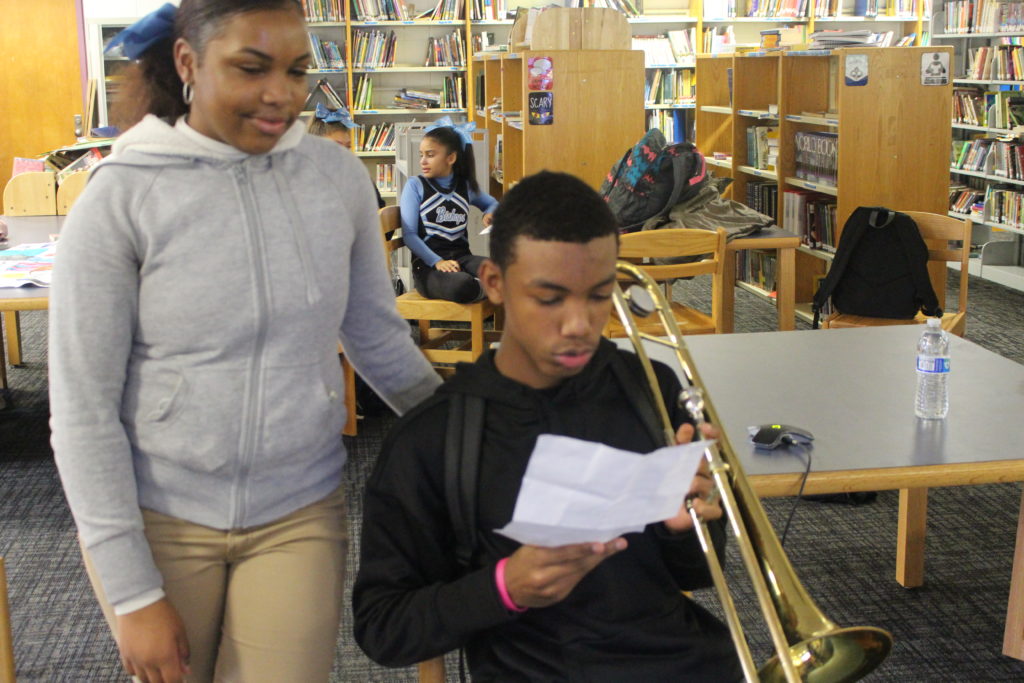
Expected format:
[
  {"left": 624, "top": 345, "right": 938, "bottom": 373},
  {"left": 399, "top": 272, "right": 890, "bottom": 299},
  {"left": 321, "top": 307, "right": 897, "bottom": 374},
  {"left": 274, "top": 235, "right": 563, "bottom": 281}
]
[{"left": 83, "top": 486, "right": 348, "bottom": 683}]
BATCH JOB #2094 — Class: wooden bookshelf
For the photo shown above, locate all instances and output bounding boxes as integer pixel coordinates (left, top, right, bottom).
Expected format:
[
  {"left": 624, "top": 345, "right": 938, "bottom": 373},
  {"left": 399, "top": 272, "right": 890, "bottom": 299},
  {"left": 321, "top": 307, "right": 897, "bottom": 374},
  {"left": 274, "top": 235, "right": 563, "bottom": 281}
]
[{"left": 698, "top": 47, "right": 953, "bottom": 317}]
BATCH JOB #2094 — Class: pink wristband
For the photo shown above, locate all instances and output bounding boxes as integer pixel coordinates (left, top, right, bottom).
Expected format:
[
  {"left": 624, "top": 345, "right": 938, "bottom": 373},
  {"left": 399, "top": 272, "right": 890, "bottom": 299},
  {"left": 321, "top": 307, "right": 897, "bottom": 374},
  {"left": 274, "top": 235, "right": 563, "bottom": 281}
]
[{"left": 495, "top": 558, "right": 528, "bottom": 613}]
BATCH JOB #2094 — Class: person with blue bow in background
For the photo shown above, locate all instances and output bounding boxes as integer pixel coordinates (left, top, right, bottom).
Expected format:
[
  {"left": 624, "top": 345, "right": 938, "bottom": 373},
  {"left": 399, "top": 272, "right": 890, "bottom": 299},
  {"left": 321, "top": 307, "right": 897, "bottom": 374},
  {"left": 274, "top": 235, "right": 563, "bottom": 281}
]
[
  {"left": 307, "top": 102, "right": 384, "bottom": 208},
  {"left": 47, "top": 2, "right": 440, "bottom": 681},
  {"left": 399, "top": 117, "right": 499, "bottom": 303}
]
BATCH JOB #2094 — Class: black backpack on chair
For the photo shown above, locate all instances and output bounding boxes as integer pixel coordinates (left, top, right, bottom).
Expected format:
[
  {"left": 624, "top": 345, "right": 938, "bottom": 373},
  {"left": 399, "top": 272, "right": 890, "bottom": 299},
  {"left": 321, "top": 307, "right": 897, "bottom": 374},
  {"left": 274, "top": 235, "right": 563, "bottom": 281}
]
[{"left": 812, "top": 207, "right": 942, "bottom": 328}]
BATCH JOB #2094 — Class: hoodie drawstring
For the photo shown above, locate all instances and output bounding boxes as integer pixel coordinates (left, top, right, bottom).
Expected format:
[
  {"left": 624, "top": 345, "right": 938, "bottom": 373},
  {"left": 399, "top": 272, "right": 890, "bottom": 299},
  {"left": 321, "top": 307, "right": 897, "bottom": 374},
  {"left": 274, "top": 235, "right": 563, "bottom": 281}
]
[{"left": 270, "top": 157, "right": 322, "bottom": 307}]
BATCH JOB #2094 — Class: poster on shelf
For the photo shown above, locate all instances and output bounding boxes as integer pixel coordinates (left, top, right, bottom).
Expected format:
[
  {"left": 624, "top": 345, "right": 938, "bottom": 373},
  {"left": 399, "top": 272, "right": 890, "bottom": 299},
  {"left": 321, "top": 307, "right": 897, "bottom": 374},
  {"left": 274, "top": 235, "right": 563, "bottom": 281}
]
[
  {"left": 527, "top": 56, "right": 553, "bottom": 91},
  {"left": 528, "top": 92, "right": 553, "bottom": 125},
  {"left": 921, "top": 52, "right": 949, "bottom": 86},
  {"left": 844, "top": 54, "right": 868, "bottom": 86}
]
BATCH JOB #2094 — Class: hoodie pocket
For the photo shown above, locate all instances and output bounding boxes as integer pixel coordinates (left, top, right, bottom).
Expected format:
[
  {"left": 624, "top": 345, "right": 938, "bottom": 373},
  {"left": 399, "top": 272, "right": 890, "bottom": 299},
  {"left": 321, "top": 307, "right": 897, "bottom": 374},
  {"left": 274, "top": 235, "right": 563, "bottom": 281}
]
[
  {"left": 124, "top": 366, "right": 245, "bottom": 474},
  {"left": 257, "top": 358, "right": 345, "bottom": 465}
]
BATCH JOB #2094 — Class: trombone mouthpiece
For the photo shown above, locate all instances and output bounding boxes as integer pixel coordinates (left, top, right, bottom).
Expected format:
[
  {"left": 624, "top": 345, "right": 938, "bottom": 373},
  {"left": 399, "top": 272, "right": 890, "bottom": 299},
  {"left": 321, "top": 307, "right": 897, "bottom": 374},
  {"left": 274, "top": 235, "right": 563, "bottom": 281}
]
[{"left": 679, "top": 388, "right": 706, "bottom": 423}]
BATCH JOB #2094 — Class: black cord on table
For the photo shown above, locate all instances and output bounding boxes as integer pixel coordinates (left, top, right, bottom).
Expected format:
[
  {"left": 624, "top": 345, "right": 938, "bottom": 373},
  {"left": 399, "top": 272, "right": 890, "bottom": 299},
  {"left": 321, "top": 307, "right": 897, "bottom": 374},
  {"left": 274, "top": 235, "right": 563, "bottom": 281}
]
[{"left": 779, "top": 442, "right": 813, "bottom": 548}]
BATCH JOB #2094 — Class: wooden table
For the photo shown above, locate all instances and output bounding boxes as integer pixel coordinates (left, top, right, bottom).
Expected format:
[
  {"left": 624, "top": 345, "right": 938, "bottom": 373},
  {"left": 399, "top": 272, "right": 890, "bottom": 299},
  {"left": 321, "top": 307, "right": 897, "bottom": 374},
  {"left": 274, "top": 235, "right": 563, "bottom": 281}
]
[
  {"left": 632, "top": 326, "right": 1024, "bottom": 660},
  {"left": 0, "top": 216, "right": 58, "bottom": 397},
  {"left": 722, "top": 225, "right": 800, "bottom": 332}
]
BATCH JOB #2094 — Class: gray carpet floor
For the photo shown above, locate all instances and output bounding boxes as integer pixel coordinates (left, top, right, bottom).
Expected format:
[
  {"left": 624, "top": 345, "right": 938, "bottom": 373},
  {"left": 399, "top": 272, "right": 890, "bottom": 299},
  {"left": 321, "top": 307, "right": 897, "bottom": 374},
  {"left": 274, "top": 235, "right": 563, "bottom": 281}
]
[{"left": 2, "top": 271, "right": 1024, "bottom": 681}]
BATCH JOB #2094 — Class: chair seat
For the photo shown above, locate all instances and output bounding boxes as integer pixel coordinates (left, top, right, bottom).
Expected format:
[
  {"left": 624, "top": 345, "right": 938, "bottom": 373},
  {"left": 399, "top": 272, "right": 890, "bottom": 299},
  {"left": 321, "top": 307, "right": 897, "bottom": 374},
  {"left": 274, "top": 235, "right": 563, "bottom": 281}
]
[
  {"left": 396, "top": 291, "right": 496, "bottom": 322},
  {"left": 825, "top": 310, "right": 966, "bottom": 337},
  {"left": 605, "top": 302, "right": 716, "bottom": 337}
]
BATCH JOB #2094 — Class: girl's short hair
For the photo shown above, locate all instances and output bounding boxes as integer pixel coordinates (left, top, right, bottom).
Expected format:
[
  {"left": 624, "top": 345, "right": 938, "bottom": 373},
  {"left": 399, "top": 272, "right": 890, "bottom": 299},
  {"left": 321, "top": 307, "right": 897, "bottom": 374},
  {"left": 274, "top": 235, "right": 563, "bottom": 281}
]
[{"left": 111, "top": 0, "right": 304, "bottom": 130}]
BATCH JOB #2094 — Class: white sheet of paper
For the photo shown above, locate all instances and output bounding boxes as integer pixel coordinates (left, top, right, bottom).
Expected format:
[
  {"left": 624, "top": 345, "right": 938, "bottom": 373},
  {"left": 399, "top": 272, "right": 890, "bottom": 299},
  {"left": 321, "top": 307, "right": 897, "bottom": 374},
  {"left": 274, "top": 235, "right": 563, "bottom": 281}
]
[{"left": 495, "top": 434, "right": 713, "bottom": 547}]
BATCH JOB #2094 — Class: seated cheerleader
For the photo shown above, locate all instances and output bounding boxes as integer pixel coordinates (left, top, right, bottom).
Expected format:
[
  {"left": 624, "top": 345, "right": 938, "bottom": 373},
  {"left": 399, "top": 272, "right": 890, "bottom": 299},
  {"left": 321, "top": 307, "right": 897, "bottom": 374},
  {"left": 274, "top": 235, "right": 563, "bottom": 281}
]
[
  {"left": 400, "top": 117, "right": 499, "bottom": 303},
  {"left": 308, "top": 102, "right": 384, "bottom": 208}
]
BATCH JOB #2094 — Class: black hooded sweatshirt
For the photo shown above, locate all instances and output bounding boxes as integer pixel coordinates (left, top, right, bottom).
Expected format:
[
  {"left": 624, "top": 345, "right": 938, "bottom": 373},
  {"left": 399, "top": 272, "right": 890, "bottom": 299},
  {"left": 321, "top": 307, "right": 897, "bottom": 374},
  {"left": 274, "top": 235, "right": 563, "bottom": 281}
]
[{"left": 353, "top": 338, "right": 742, "bottom": 682}]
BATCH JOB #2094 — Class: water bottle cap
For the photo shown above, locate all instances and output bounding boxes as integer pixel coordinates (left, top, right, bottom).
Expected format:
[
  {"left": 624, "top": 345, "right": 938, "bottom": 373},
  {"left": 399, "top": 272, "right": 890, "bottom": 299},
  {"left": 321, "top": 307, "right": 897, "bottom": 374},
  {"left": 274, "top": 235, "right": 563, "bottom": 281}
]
[{"left": 926, "top": 318, "right": 941, "bottom": 328}]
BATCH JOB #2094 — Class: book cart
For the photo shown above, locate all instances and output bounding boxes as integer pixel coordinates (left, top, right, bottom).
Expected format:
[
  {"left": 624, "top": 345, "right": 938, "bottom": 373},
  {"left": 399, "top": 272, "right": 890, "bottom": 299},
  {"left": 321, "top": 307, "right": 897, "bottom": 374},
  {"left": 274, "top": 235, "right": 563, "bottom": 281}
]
[{"left": 696, "top": 46, "right": 953, "bottom": 322}]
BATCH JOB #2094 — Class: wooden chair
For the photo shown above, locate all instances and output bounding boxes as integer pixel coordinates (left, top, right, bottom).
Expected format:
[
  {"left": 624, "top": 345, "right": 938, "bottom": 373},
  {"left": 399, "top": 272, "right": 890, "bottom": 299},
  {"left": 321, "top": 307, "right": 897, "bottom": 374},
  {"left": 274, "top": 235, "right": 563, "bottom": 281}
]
[
  {"left": 604, "top": 228, "right": 728, "bottom": 338},
  {"left": 379, "top": 207, "right": 500, "bottom": 369},
  {"left": 823, "top": 212, "right": 971, "bottom": 337},
  {"left": 1, "top": 558, "right": 15, "bottom": 683}
]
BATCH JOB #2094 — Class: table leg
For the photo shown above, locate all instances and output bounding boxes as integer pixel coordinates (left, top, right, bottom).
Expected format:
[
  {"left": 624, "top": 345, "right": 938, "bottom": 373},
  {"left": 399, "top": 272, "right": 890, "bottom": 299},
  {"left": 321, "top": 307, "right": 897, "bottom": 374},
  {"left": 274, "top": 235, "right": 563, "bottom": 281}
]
[
  {"left": 1003, "top": 487, "right": 1024, "bottom": 660},
  {"left": 2, "top": 313, "right": 21, "bottom": 367},
  {"left": 721, "top": 250, "right": 736, "bottom": 334},
  {"left": 777, "top": 247, "right": 795, "bottom": 331},
  {"left": 896, "top": 487, "right": 928, "bottom": 588},
  {"left": 0, "top": 557, "right": 14, "bottom": 683},
  {"left": 0, "top": 318, "right": 8, "bottom": 392},
  {"left": 341, "top": 353, "right": 357, "bottom": 438}
]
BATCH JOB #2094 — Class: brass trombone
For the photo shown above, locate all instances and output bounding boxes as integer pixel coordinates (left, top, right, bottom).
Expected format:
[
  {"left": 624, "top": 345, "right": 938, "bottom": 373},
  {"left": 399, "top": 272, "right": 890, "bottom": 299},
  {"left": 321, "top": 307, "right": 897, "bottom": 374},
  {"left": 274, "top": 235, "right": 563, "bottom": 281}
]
[{"left": 611, "top": 261, "right": 892, "bottom": 682}]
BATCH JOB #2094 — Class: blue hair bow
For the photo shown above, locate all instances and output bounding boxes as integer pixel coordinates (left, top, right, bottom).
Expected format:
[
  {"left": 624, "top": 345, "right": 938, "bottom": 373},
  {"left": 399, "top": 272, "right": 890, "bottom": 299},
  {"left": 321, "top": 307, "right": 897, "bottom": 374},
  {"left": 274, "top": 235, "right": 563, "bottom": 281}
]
[
  {"left": 426, "top": 116, "right": 476, "bottom": 149},
  {"left": 315, "top": 103, "right": 359, "bottom": 129},
  {"left": 105, "top": 3, "right": 177, "bottom": 60}
]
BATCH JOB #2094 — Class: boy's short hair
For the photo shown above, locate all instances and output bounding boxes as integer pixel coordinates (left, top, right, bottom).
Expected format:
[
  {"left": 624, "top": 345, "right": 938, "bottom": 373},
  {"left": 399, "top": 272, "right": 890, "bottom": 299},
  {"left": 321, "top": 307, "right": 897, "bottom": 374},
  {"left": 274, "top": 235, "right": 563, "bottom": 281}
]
[{"left": 489, "top": 171, "right": 619, "bottom": 269}]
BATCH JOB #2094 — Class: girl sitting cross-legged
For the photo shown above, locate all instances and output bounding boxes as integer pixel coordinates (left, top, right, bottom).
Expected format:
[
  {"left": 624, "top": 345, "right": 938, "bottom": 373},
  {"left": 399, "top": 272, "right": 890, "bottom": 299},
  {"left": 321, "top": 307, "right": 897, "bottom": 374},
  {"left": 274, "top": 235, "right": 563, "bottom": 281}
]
[{"left": 399, "top": 117, "right": 499, "bottom": 303}]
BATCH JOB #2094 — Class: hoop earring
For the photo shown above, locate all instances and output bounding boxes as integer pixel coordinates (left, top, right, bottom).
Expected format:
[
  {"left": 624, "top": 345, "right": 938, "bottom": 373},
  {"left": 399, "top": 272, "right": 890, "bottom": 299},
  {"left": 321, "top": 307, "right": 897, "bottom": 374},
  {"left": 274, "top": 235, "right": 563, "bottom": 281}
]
[{"left": 182, "top": 82, "right": 194, "bottom": 106}]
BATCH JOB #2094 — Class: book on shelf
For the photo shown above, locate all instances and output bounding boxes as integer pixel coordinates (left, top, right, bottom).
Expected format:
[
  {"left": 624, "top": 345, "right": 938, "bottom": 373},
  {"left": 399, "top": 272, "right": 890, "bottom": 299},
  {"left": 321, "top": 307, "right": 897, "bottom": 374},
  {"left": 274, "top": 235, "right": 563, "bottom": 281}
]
[
  {"left": 425, "top": 31, "right": 467, "bottom": 67},
  {"left": 592, "top": 0, "right": 640, "bottom": 17},
  {"left": 304, "top": 78, "right": 347, "bottom": 111},
  {"left": 632, "top": 35, "right": 676, "bottom": 66},
  {"left": 351, "top": 0, "right": 411, "bottom": 20},
  {"left": 784, "top": 190, "right": 837, "bottom": 251},
  {"left": 471, "top": 0, "right": 508, "bottom": 21},
  {"left": 301, "top": 0, "right": 344, "bottom": 22},
  {"left": 794, "top": 131, "right": 838, "bottom": 185},
  {"left": 354, "top": 75, "right": 374, "bottom": 109},
  {"left": 375, "top": 163, "right": 396, "bottom": 193},
  {"left": 353, "top": 29, "right": 397, "bottom": 69},
  {"left": 55, "top": 148, "right": 103, "bottom": 186},
  {"left": 745, "top": 125, "right": 778, "bottom": 171},
  {"left": 746, "top": 0, "right": 807, "bottom": 19},
  {"left": 308, "top": 33, "right": 345, "bottom": 70},
  {"left": 666, "top": 29, "right": 696, "bottom": 63},
  {"left": 11, "top": 158, "right": 46, "bottom": 176}
]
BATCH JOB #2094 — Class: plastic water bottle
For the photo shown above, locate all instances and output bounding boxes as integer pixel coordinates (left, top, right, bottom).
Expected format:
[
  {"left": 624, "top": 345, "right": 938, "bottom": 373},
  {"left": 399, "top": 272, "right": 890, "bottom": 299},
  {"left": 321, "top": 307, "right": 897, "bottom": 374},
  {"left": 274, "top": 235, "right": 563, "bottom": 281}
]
[{"left": 915, "top": 318, "right": 950, "bottom": 419}]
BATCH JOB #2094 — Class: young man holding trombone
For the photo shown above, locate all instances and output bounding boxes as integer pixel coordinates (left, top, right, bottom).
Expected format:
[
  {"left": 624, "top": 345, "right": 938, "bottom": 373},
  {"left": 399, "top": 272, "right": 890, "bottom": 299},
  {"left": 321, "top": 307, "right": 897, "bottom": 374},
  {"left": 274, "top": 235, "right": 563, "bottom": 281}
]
[{"left": 352, "top": 171, "right": 743, "bottom": 680}]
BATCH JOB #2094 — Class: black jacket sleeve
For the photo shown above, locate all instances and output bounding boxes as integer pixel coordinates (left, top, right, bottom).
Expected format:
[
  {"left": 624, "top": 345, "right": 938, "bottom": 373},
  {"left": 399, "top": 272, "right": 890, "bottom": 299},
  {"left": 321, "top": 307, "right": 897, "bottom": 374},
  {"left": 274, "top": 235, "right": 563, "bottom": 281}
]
[{"left": 352, "top": 401, "right": 520, "bottom": 667}]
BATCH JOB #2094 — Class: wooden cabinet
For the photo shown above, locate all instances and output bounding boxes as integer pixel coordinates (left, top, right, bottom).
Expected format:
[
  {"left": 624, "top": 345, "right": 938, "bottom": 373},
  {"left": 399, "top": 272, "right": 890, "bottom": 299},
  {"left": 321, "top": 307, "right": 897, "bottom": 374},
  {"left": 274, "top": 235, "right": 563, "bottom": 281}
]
[{"left": 472, "top": 10, "right": 645, "bottom": 195}]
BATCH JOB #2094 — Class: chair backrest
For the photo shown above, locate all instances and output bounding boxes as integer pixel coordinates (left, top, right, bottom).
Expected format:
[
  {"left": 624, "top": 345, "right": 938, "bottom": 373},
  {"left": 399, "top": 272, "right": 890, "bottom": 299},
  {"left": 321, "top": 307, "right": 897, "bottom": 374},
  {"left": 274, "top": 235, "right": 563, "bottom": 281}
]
[
  {"left": 618, "top": 227, "right": 727, "bottom": 282},
  {"left": 378, "top": 206, "right": 405, "bottom": 272},
  {"left": 901, "top": 211, "right": 970, "bottom": 316}
]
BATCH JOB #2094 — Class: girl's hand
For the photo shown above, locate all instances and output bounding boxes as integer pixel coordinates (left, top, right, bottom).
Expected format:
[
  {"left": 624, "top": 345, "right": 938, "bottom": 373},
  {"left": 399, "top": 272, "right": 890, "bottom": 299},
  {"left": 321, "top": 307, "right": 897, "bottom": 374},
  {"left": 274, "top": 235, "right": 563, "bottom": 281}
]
[
  {"left": 482, "top": 213, "right": 494, "bottom": 227},
  {"left": 115, "top": 598, "right": 191, "bottom": 683},
  {"left": 435, "top": 260, "right": 460, "bottom": 273}
]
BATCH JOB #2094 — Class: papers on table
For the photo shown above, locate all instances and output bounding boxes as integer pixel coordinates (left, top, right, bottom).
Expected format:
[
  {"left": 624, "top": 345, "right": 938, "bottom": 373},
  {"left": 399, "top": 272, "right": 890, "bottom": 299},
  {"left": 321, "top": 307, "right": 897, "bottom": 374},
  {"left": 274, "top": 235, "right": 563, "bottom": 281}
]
[
  {"left": 0, "top": 242, "right": 56, "bottom": 288},
  {"left": 495, "top": 434, "right": 713, "bottom": 547}
]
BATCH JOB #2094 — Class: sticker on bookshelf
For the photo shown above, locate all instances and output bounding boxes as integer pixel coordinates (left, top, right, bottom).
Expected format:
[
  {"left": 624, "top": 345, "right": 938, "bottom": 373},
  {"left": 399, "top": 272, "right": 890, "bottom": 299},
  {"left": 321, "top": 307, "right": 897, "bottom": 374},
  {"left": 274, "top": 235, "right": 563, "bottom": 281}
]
[
  {"left": 527, "top": 56, "right": 553, "bottom": 91},
  {"left": 921, "top": 52, "right": 949, "bottom": 86},
  {"left": 529, "top": 92, "right": 553, "bottom": 125},
  {"left": 845, "top": 55, "right": 868, "bottom": 87}
]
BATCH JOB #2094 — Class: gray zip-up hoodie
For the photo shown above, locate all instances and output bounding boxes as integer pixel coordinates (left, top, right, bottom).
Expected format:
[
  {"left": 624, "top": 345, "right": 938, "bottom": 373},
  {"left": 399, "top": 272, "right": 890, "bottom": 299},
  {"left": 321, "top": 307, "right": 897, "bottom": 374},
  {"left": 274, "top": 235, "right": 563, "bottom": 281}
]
[{"left": 49, "top": 115, "right": 440, "bottom": 608}]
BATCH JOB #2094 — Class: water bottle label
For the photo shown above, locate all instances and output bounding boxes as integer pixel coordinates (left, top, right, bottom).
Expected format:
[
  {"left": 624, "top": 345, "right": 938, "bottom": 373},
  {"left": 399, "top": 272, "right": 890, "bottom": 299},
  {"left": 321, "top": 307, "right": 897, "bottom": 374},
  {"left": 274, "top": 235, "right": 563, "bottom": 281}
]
[{"left": 916, "top": 356, "right": 950, "bottom": 373}]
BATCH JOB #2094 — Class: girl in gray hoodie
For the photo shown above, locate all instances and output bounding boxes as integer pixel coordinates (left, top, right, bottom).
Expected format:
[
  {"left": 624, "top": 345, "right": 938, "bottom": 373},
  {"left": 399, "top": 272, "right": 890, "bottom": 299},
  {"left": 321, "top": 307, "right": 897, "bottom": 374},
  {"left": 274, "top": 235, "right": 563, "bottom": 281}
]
[{"left": 48, "top": 2, "right": 440, "bottom": 681}]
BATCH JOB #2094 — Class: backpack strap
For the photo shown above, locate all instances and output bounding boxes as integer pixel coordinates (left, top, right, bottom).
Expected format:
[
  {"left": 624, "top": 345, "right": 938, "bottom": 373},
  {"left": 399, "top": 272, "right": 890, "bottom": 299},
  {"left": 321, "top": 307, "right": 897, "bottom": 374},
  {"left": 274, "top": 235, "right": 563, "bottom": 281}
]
[
  {"left": 811, "top": 206, "right": 874, "bottom": 328},
  {"left": 444, "top": 393, "right": 486, "bottom": 569},
  {"left": 891, "top": 213, "right": 943, "bottom": 318},
  {"left": 609, "top": 351, "right": 669, "bottom": 447}
]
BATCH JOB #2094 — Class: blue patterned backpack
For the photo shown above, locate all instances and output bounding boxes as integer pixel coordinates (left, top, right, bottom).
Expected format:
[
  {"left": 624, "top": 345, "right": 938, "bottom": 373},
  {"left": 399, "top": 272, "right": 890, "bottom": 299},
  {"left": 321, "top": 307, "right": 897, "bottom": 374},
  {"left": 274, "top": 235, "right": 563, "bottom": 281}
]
[{"left": 600, "top": 128, "right": 708, "bottom": 233}]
